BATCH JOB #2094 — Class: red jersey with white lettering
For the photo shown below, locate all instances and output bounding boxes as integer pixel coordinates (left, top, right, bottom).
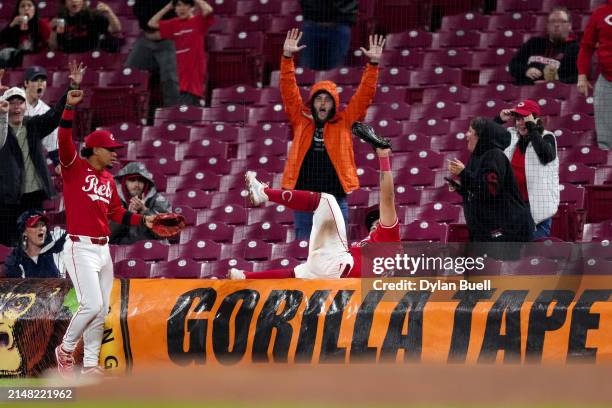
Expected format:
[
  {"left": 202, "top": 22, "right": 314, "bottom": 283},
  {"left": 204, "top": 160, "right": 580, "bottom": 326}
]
[
  {"left": 346, "top": 219, "right": 401, "bottom": 278},
  {"left": 58, "top": 109, "right": 141, "bottom": 236},
  {"left": 159, "top": 14, "right": 214, "bottom": 97}
]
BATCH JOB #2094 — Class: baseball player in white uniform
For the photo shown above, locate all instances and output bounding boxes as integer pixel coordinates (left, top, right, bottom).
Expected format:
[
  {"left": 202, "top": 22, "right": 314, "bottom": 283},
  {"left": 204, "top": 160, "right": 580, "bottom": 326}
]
[{"left": 54, "top": 87, "right": 155, "bottom": 378}]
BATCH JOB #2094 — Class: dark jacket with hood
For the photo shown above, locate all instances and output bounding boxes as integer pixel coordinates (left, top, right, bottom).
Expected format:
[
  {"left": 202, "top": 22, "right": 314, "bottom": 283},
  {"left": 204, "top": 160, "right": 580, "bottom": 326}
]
[
  {"left": 5, "top": 209, "right": 66, "bottom": 278},
  {"left": 456, "top": 120, "right": 534, "bottom": 242},
  {"left": 109, "top": 162, "right": 171, "bottom": 244},
  {"left": 0, "top": 92, "right": 66, "bottom": 205},
  {"left": 509, "top": 35, "right": 579, "bottom": 85}
]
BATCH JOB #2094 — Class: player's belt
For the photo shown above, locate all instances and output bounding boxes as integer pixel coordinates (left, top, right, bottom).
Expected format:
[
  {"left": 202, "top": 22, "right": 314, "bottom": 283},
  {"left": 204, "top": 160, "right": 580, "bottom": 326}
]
[{"left": 69, "top": 235, "right": 108, "bottom": 245}]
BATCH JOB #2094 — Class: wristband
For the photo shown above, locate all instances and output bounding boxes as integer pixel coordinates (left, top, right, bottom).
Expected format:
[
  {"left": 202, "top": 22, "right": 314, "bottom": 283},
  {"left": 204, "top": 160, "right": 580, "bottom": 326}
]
[{"left": 379, "top": 155, "right": 391, "bottom": 172}]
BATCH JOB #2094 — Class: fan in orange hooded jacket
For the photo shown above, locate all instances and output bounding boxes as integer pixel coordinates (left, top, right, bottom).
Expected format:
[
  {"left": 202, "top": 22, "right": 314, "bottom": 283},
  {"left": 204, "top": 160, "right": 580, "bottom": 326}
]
[{"left": 279, "top": 55, "right": 379, "bottom": 194}]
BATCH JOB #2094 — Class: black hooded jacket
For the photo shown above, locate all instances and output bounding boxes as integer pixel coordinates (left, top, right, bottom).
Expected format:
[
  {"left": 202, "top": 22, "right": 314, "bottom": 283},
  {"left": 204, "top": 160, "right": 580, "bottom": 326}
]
[
  {"left": 5, "top": 209, "right": 66, "bottom": 278},
  {"left": 456, "top": 120, "right": 534, "bottom": 242}
]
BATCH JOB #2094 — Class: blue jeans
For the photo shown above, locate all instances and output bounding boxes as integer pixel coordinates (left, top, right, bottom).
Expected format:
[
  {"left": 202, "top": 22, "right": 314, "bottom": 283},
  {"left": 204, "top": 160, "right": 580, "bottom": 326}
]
[
  {"left": 531, "top": 218, "right": 552, "bottom": 240},
  {"left": 299, "top": 20, "right": 351, "bottom": 71},
  {"left": 294, "top": 196, "right": 349, "bottom": 240}
]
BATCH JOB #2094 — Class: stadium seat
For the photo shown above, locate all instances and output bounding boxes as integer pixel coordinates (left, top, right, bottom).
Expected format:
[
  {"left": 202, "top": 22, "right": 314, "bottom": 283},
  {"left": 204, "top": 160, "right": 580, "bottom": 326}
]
[
  {"left": 595, "top": 166, "right": 612, "bottom": 185},
  {"left": 413, "top": 67, "right": 463, "bottom": 87},
  {"left": 461, "top": 100, "right": 507, "bottom": 118},
  {"left": 247, "top": 205, "right": 294, "bottom": 225},
  {"left": 441, "top": 12, "right": 489, "bottom": 31},
  {"left": 23, "top": 51, "right": 69, "bottom": 70},
  {"left": 585, "top": 185, "right": 612, "bottom": 223},
  {"left": 487, "top": 12, "right": 538, "bottom": 30},
  {"left": 436, "top": 30, "right": 482, "bottom": 48},
  {"left": 392, "top": 133, "right": 432, "bottom": 152},
  {"left": 394, "top": 166, "right": 436, "bottom": 188},
  {"left": 497, "top": 0, "right": 544, "bottom": 12},
  {"left": 122, "top": 240, "right": 169, "bottom": 263},
  {"left": 101, "top": 122, "right": 143, "bottom": 142},
  {"left": 191, "top": 124, "right": 242, "bottom": 143},
  {"left": 181, "top": 222, "right": 235, "bottom": 244},
  {"left": 403, "top": 118, "right": 450, "bottom": 136},
  {"left": 222, "top": 239, "right": 274, "bottom": 261},
  {"left": 218, "top": 14, "right": 270, "bottom": 34},
  {"left": 581, "top": 257, "right": 612, "bottom": 275},
  {"left": 374, "top": 0, "right": 432, "bottom": 33},
  {"left": 412, "top": 202, "right": 462, "bottom": 224},
  {"left": 386, "top": 30, "right": 434, "bottom": 49},
  {"left": 395, "top": 185, "right": 423, "bottom": 207},
  {"left": 400, "top": 220, "right": 449, "bottom": 242},
  {"left": 581, "top": 220, "right": 612, "bottom": 242},
  {"left": 547, "top": 113, "right": 595, "bottom": 132},
  {"left": 253, "top": 258, "right": 300, "bottom": 272},
  {"left": 381, "top": 49, "right": 426, "bottom": 69},
  {"left": 480, "top": 30, "right": 527, "bottom": 49},
  {"left": 431, "top": 132, "right": 468, "bottom": 152},
  {"left": 236, "top": 0, "right": 283, "bottom": 15},
  {"left": 478, "top": 67, "right": 516, "bottom": 85},
  {"left": 559, "top": 183, "right": 586, "bottom": 209},
  {"left": 409, "top": 101, "right": 462, "bottom": 120},
  {"left": 172, "top": 206, "right": 199, "bottom": 226},
  {"left": 447, "top": 223, "right": 470, "bottom": 242},
  {"left": 562, "top": 146, "right": 608, "bottom": 167},
  {"left": 209, "top": 191, "right": 251, "bottom": 209},
  {"left": 142, "top": 157, "right": 181, "bottom": 176},
  {"left": 114, "top": 259, "right": 152, "bottom": 279},
  {"left": 172, "top": 189, "right": 213, "bottom": 210},
  {"left": 128, "top": 139, "right": 177, "bottom": 160},
  {"left": 201, "top": 259, "right": 255, "bottom": 278},
  {"left": 150, "top": 259, "right": 202, "bottom": 279},
  {"left": 420, "top": 186, "right": 464, "bottom": 206},
  {"left": 469, "top": 83, "right": 521, "bottom": 103},
  {"left": 378, "top": 67, "right": 414, "bottom": 86},
  {"left": 520, "top": 81, "right": 573, "bottom": 101},
  {"left": 559, "top": 163, "right": 596, "bottom": 185},
  {"left": 208, "top": 32, "right": 265, "bottom": 53},
  {"left": 580, "top": 240, "right": 612, "bottom": 261},
  {"left": 422, "top": 85, "right": 471, "bottom": 104},
  {"left": 560, "top": 96, "right": 595, "bottom": 116},
  {"left": 211, "top": 85, "right": 262, "bottom": 106},
  {"left": 154, "top": 105, "right": 206, "bottom": 126},
  {"left": 470, "top": 48, "right": 515, "bottom": 69},
  {"left": 423, "top": 49, "right": 474, "bottom": 68},
  {"left": 248, "top": 105, "right": 290, "bottom": 124},
  {"left": 177, "top": 139, "right": 229, "bottom": 161},
  {"left": 142, "top": 123, "right": 190, "bottom": 143},
  {"left": 271, "top": 240, "right": 310, "bottom": 261},
  {"left": 166, "top": 172, "right": 221, "bottom": 193},
  {"left": 234, "top": 222, "right": 288, "bottom": 243},
  {"left": 199, "top": 205, "right": 249, "bottom": 226},
  {"left": 168, "top": 240, "right": 223, "bottom": 261},
  {"left": 500, "top": 257, "right": 560, "bottom": 275}
]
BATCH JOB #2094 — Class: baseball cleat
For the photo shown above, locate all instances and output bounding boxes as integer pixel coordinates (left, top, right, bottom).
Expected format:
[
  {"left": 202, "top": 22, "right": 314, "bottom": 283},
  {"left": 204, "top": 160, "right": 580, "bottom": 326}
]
[
  {"left": 351, "top": 122, "right": 392, "bottom": 149},
  {"left": 245, "top": 171, "right": 268, "bottom": 206},
  {"left": 228, "top": 268, "right": 246, "bottom": 280},
  {"left": 55, "top": 345, "right": 75, "bottom": 379},
  {"left": 81, "top": 366, "right": 105, "bottom": 377}
]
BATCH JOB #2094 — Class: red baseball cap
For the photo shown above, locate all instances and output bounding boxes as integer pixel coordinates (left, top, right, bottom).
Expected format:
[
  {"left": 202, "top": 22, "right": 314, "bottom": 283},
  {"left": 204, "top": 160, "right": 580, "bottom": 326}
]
[
  {"left": 511, "top": 99, "right": 541, "bottom": 117},
  {"left": 84, "top": 130, "right": 125, "bottom": 149},
  {"left": 26, "top": 214, "right": 48, "bottom": 228}
]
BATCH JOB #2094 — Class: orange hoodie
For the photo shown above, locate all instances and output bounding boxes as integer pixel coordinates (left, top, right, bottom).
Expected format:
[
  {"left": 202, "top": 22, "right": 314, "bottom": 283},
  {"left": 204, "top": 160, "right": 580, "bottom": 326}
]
[{"left": 279, "top": 56, "right": 379, "bottom": 193}]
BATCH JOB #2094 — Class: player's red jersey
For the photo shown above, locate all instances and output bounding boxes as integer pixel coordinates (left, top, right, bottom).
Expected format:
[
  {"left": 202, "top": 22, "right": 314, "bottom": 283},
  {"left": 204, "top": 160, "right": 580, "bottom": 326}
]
[
  {"left": 346, "top": 218, "right": 401, "bottom": 278},
  {"left": 58, "top": 109, "right": 141, "bottom": 236}
]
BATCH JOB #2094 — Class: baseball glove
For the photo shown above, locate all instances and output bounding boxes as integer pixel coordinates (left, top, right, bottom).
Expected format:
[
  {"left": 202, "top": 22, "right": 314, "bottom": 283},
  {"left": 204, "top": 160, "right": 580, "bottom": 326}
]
[{"left": 150, "top": 213, "right": 186, "bottom": 238}]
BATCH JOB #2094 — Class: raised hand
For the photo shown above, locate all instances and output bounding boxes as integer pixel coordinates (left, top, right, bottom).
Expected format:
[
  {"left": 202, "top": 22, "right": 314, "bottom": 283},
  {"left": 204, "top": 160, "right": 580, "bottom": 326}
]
[
  {"left": 67, "top": 89, "right": 84, "bottom": 106},
  {"left": 68, "top": 60, "right": 87, "bottom": 86},
  {"left": 0, "top": 100, "right": 9, "bottom": 113},
  {"left": 0, "top": 69, "right": 8, "bottom": 93},
  {"left": 96, "top": 2, "right": 111, "bottom": 13},
  {"left": 360, "top": 34, "right": 386, "bottom": 64},
  {"left": 283, "top": 29, "right": 306, "bottom": 57},
  {"left": 499, "top": 109, "right": 513, "bottom": 123}
]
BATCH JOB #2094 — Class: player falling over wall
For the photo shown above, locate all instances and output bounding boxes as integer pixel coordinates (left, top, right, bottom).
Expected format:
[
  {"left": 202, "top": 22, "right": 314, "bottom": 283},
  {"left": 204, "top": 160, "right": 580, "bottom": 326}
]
[{"left": 228, "top": 122, "right": 399, "bottom": 279}]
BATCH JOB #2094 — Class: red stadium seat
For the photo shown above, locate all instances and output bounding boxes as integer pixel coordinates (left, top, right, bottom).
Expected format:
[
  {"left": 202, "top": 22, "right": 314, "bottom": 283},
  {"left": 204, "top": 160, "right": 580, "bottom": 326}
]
[
  {"left": 394, "top": 185, "right": 423, "bottom": 207},
  {"left": 413, "top": 67, "right": 463, "bottom": 86},
  {"left": 548, "top": 113, "right": 595, "bottom": 132},
  {"left": 559, "top": 183, "right": 586, "bottom": 209},
  {"left": 422, "top": 85, "right": 471, "bottom": 104},
  {"left": 142, "top": 123, "right": 190, "bottom": 143},
  {"left": 374, "top": 1, "right": 432, "bottom": 33},
  {"left": 142, "top": 157, "right": 180, "bottom": 176},
  {"left": 497, "top": 0, "right": 544, "bottom": 12},
  {"left": 199, "top": 205, "right": 249, "bottom": 226},
  {"left": 114, "top": 259, "right": 152, "bottom": 279},
  {"left": 190, "top": 124, "right": 242, "bottom": 143},
  {"left": 470, "top": 48, "right": 516, "bottom": 69},
  {"left": 218, "top": 14, "right": 270, "bottom": 34},
  {"left": 236, "top": 0, "right": 283, "bottom": 15},
  {"left": 180, "top": 222, "right": 235, "bottom": 244},
  {"left": 441, "top": 12, "right": 490, "bottom": 31},
  {"left": 562, "top": 146, "right": 607, "bottom": 167},
  {"left": 236, "top": 137, "right": 288, "bottom": 159},
  {"left": 487, "top": 12, "right": 538, "bottom": 30},
  {"left": 585, "top": 185, "right": 612, "bottom": 223},
  {"left": 271, "top": 240, "right": 310, "bottom": 261},
  {"left": 207, "top": 50, "right": 264, "bottom": 89},
  {"left": 423, "top": 49, "right": 474, "bottom": 68},
  {"left": 478, "top": 67, "right": 516, "bottom": 85},
  {"left": 208, "top": 32, "right": 265, "bottom": 52},
  {"left": 431, "top": 132, "right": 469, "bottom": 152},
  {"left": 480, "top": 30, "right": 528, "bottom": 48},
  {"left": 392, "top": 133, "right": 432, "bottom": 152},
  {"left": 559, "top": 163, "right": 596, "bottom": 185},
  {"left": 166, "top": 171, "right": 221, "bottom": 193},
  {"left": 409, "top": 101, "right": 462, "bottom": 120},
  {"left": 385, "top": 30, "right": 434, "bottom": 49},
  {"left": 172, "top": 189, "right": 213, "bottom": 210},
  {"left": 500, "top": 257, "right": 560, "bottom": 275},
  {"left": 581, "top": 258, "right": 612, "bottom": 275},
  {"left": 179, "top": 157, "right": 232, "bottom": 175},
  {"left": 420, "top": 186, "right": 464, "bottom": 206},
  {"left": 122, "top": 240, "right": 169, "bottom": 262},
  {"left": 400, "top": 220, "right": 449, "bottom": 242},
  {"left": 222, "top": 240, "right": 274, "bottom": 261},
  {"left": 211, "top": 85, "right": 262, "bottom": 106},
  {"left": 581, "top": 221, "right": 612, "bottom": 242},
  {"left": 150, "top": 259, "right": 202, "bottom": 279},
  {"left": 436, "top": 30, "right": 482, "bottom": 48},
  {"left": 248, "top": 105, "right": 289, "bottom": 124},
  {"left": 461, "top": 99, "right": 507, "bottom": 118},
  {"left": 403, "top": 119, "right": 450, "bottom": 136},
  {"left": 177, "top": 139, "right": 229, "bottom": 161},
  {"left": 168, "top": 240, "right": 223, "bottom": 262},
  {"left": 100, "top": 122, "right": 143, "bottom": 142},
  {"left": 23, "top": 51, "right": 69, "bottom": 70},
  {"left": 128, "top": 139, "right": 177, "bottom": 160},
  {"left": 154, "top": 105, "right": 206, "bottom": 126},
  {"left": 378, "top": 67, "right": 414, "bottom": 86},
  {"left": 411, "top": 202, "right": 462, "bottom": 224},
  {"left": 395, "top": 150, "right": 445, "bottom": 170},
  {"left": 520, "top": 81, "right": 573, "bottom": 101},
  {"left": 247, "top": 205, "right": 294, "bottom": 225},
  {"left": 469, "top": 83, "right": 522, "bottom": 103},
  {"left": 381, "top": 49, "right": 426, "bottom": 69},
  {"left": 560, "top": 96, "right": 595, "bottom": 116},
  {"left": 253, "top": 258, "right": 300, "bottom": 272},
  {"left": 201, "top": 259, "right": 255, "bottom": 278},
  {"left": 394, "top": 165, "right": 436, "bottom": 187}
]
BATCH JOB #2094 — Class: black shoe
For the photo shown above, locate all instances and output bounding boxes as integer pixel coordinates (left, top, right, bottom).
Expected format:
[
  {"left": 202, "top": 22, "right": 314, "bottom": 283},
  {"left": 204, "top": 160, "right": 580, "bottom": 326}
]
[{"left": 351, "top": 122, "right": 392, "bottom": 149}]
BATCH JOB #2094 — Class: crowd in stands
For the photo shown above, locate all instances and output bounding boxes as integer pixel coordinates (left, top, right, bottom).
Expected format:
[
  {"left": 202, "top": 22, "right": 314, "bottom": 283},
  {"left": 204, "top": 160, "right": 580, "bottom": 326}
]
[{"left": 0, "top": 0, "right": 611, "bottom": 279}]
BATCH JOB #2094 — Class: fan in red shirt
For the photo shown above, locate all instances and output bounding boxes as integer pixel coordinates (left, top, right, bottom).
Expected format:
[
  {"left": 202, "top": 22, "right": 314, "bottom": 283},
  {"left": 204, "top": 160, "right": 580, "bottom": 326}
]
[
  {"left": 53, "top": 82, "right": 155, "bottom": 379},
  {"left": 228, "top": 122, "right": 400, "bottom": 280},
  {"left": 148, "top": 0, "right": 214, "bottom": 106}
]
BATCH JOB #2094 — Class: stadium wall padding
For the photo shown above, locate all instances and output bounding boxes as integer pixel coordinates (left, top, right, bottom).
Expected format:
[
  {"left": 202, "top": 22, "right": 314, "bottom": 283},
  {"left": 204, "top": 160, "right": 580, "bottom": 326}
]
[{"left": 1, "top": 277, "right": 612, "bottom": 376}]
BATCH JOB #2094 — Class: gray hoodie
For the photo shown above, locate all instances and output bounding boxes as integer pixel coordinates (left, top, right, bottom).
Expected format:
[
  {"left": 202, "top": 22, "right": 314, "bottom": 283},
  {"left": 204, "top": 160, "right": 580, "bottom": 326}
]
[{"left": 109, "top": 162, "right": 171, "bottom": 244}]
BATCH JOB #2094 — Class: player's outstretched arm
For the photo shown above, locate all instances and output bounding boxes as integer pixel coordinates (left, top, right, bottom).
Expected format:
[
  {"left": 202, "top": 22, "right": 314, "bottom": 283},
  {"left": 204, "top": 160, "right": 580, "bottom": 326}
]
[
  {"left": 377, "top": 148, "right": 397, "bottom": 227},
  {"left": 58, "top": 90, "right": 83, "bottom": 167}
]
